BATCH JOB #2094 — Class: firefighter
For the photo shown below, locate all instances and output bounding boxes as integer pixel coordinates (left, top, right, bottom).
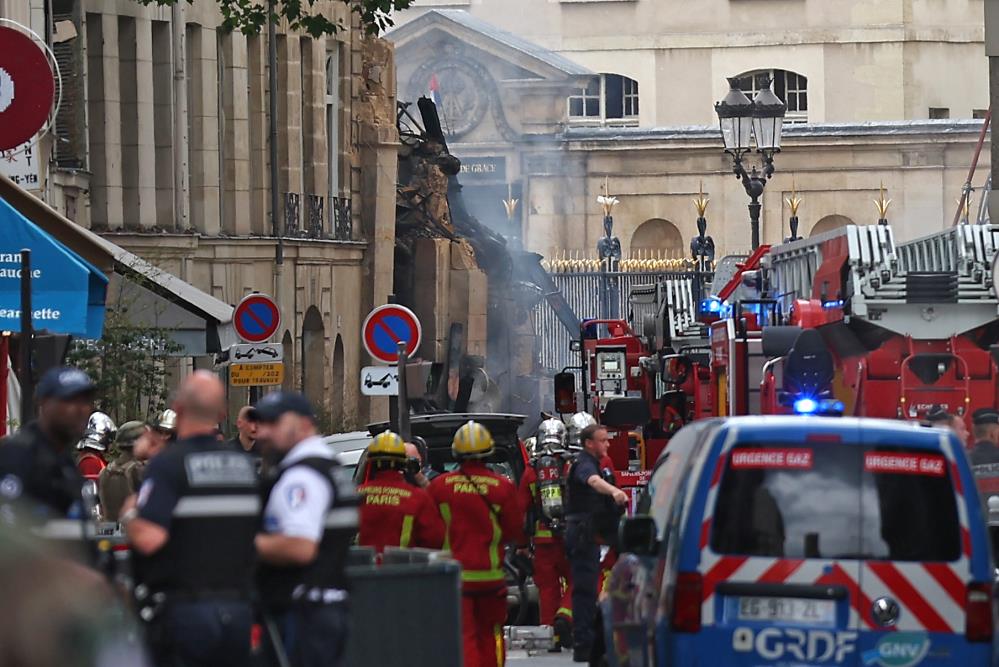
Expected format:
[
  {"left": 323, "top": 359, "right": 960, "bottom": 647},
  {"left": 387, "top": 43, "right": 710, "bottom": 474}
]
[
  {"left": 255, "top": 391, "right": 358, "bottom": 667},
  {"left": 76, "top": 411, "right": 115, "bottom": 483},
  {"left": 358, "top": 430, "right": 444, "bottom": 553},
  {"left": 518, "top": 418, "right": 573, "bottom": 650},
  {"left": 564, "top": 423, "right": 628, "bottom": 663},
  {"left": 565, "top": 412, "right": 597, "bottom": 452},
  {"left": 428, "top": 421, "right": 523, "bottom": 667},
  {"left": 970, "top": 408, "right": 999, "bottom": 465},
  {"left": 123, "top": 371, "right": 258, "bottom": 667}
]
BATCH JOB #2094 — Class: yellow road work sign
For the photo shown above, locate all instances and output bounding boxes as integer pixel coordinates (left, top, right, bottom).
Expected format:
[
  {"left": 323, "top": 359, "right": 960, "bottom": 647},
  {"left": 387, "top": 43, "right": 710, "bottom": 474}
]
[{"left": 230, "top": 362, "right": 284, "bottom": 386}]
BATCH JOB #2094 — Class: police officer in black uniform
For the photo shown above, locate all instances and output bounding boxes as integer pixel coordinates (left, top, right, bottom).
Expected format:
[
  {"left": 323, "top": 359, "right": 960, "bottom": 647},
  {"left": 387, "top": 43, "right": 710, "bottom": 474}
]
[
  {"left": 254, "top": 391, "right": 358, "bottom": 667},
  {"left": 564, "top": 423, "right": 628, "bottom": 663},
  {"left": 0, "top": 366, "right": 96, "bottom": 556},
  {"left": 970, "top": 408, "right": 999, "bottom": 465},
  {"left": 122, "top": 371, "right": 258, "bottom": 667}
]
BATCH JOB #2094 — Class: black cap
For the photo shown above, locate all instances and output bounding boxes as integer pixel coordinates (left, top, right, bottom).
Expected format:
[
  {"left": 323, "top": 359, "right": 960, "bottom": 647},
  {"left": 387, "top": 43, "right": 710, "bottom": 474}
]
[
  {"left": 254, "top": 391, "right": 315, "bottom": 423},
  {"left": 973, "top": 408, "right": 999, "bottom": 426},
  {"left": 924, "top": 406, "right": 952, "bottom": 424},
  {"left": 35, "top": 366, "right": 96, "bottom": 400}
]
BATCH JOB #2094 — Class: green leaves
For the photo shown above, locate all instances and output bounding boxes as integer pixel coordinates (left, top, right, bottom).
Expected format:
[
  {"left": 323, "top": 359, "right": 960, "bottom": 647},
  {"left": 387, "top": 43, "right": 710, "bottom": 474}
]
[{"left": 135, "top": 0, "right": 413, "bottom": 37}]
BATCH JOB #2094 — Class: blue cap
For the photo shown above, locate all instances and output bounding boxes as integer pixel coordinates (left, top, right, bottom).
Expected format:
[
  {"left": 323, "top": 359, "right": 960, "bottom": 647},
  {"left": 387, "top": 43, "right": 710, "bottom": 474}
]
[
  {"left": 254, "top": 391, "right": 315, "bottom": 423},
  {"left": 35, "top": 366, "right": 96, "bottom": 400}
]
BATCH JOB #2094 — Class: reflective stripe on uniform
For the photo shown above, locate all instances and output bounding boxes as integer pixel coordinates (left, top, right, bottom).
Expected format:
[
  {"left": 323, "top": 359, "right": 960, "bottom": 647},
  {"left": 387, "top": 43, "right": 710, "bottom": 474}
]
[
  {"left": 495, "top": 622, "right": 505, "bottom": 667},
  {"left": 32, "top": 519, "right": 84, "bottom": 540},
  {"left": 399, "top": 514, "right": 415, "bottom": 548},
  {"left": 439, "top": 503, "right": 452, "bottom": 552},
  {"left": 173, "top": 494, "right": 261, "bottom": 517},
  {"left": 556, "top": 606, "right": 572, "bottom": 619},
  {"left": 324, "top": 507, "right": 359, "bottom": 529},
  {"left": 462, "top": 567, "right": 506, "bottom": 582},
  {"left": 488, "top": 503, "right": 502, "bottom": 574}
]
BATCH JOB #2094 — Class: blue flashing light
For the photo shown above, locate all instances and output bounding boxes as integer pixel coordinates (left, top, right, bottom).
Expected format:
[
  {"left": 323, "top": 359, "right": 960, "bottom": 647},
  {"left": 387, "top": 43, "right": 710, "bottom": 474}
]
[
  {"left": 700, "top": 298, "right": 722, "bottom": 314},
  {"left": 793, "top": 397, "right": 818, "bottom": 414},
  {"left": 822, "top": 299, "right": 845, "bottom": 310}
]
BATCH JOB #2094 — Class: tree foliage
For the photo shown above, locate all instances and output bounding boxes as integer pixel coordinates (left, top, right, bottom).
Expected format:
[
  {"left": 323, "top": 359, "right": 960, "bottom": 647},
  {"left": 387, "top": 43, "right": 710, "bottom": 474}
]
[
  {"left": 135, "top": 0, "right": 414, "bottom": 37},
  {"left": 66, "top": 308, "right": 182, "bottom": 426}
]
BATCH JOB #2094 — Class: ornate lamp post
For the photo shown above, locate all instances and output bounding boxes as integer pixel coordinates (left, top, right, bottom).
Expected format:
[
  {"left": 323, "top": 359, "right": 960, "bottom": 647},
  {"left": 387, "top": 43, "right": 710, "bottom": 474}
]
[
  {"left": 596, "top": 178, "right": 621, "bottom": 318},
  {"left": 715, "top": 78, "right": 787, "bottom": 250}
]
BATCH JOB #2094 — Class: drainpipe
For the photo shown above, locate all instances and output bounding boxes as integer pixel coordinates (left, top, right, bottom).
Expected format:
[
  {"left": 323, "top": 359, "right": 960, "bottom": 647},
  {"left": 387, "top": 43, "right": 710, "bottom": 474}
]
[{"left": 171, "top": 2, "right": 189, "bottom": 232}]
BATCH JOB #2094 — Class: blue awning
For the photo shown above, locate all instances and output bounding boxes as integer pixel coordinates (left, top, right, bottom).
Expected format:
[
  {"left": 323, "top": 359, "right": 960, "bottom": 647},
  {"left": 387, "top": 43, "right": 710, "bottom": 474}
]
[{"left": 0, "top": 195, "right": 108, "bottom": 339}]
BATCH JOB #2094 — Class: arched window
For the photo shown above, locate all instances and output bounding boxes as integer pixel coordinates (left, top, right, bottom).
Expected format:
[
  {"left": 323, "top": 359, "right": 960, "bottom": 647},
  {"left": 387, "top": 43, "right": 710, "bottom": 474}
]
[
  {"left": 733, "top": 69, "right": 808, "bottom": 123},
  {"left": 568, "top": 74, "right": 639, "bottom": 126},
  {"left": 301, "top": 307, "right": 326, "bottom": 406},
  {"left": 631, "top": 219, "right": 683, "bottom": 255},
  {"left": 809, "top": 215, "right": 854, "bottom": 237}
]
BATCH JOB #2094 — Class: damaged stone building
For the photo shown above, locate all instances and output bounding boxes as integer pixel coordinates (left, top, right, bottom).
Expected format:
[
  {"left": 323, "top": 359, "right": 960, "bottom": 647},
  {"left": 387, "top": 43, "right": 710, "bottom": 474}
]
[{"left": 1, "top": 0, "right": 398, "bottom": 426}]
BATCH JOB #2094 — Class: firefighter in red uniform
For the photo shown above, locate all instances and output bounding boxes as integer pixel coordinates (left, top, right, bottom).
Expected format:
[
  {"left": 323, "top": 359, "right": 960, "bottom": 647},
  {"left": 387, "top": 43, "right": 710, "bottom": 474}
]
[
  {"left": 76, "top": 411, "right": 115, "bottom": 482},
  {"left": 518, "top": 418, "right": 573, "bottom": 650},
  {"left": 358, "top": 430, "right": 445, "bottom": 553},
  {"left": 429, "top": 421, "right": 523, "bottom": 667}
]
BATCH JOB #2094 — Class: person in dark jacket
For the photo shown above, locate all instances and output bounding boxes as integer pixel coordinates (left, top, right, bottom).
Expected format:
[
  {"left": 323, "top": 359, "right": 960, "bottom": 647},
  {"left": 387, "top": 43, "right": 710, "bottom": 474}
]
[
  {"left": 970, "top": 408, "right": 999, "bottom": 465},
  {"left": 0, "top": 367, "right": 95, "bottom": 521}
]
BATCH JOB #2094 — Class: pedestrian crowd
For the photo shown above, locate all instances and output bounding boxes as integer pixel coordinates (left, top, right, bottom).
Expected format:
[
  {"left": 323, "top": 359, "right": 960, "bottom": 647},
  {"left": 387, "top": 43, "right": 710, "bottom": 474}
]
[{"left": 0, "top": 364, "right": 629, "bottom": 667}]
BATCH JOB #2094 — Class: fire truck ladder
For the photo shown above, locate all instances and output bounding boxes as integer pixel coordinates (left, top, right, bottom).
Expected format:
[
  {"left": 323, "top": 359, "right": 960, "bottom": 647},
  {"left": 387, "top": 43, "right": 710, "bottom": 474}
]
[
  {"left": 765, "top": 224, "right": 999, "bottom": 339},
  {"left": 629, "top": 275, "right": 704, "bottom": 346}
]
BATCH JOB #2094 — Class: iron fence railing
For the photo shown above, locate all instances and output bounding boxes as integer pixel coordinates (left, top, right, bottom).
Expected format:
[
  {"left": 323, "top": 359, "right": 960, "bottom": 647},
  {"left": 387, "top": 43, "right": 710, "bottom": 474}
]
[
  {"left": 281, "top": 193, "right": 354, "bottom": 241},
  {"left": 531, "top": 270, "right": 712, "bottom": 373}
]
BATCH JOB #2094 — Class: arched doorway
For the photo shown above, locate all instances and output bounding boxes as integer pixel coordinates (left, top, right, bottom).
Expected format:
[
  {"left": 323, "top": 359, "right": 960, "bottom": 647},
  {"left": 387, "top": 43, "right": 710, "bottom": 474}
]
[
  {"left": 301, "top": 307, "right": 325, "bottom": 407},
  {"left": 809, "top": 215, "right": 854, "bottom": 237},
  {"left": 630, "top": 218, "right": 683, "bottom": 256},
  {"left": 281, "top": 330, "right": 294, "bottom": 392},
  {"left": 330, "top": 335, "right": 345, "bottom": 428}
]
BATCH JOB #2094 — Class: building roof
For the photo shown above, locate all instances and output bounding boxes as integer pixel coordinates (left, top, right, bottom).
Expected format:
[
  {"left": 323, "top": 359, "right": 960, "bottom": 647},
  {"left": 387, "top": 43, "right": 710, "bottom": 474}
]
[
  {"left": 564, "top": 118, "right": 989, "bottom": 143},
  {"left": 0, "top": 173, "right": 235, "bottom": 351},
  {"left": 386, "top": 9, "right": 594, "bottom": 77}
]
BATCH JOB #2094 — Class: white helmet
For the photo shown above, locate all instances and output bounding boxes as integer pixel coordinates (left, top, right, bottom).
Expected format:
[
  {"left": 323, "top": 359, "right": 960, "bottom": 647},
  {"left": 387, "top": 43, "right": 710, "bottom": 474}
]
[
  {"left": 566, "top": 412, "right": 597, "bottom": 451},
  {"left": 537, "top": 418, "right": 568, "bottom": 454},
  {"left": 77, "top": 411, "right": 116, "bottom": 452}
]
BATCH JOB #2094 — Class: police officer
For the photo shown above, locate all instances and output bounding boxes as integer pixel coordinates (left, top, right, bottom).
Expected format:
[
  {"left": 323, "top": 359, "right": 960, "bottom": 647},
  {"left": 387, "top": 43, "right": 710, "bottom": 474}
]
[
  {"left": 970, "top": 408, "right": 999, "bottom": 465},
  {"left": 428, "top": 421, "right": 523, "bottom": 667},
  {"left": 0, "top": 366, "right": 96, "bottom": 547},
  {"left": 564, "top": 423, "right": 628, "bottom": 663},
  {"left": 358, "top": 430, "right": 444, "bottom": 553},
  {"left": 254, "top": 391, "right": 357, "bottom": 667},
  {"left": 98, "top": 420, "right": 147, "bottom": 521},
  {"left": 122, "top": 371, "right": 258, "bottom": 667},
  {"left": 922, "top": 405, "right": 970, "bottom": 444}
]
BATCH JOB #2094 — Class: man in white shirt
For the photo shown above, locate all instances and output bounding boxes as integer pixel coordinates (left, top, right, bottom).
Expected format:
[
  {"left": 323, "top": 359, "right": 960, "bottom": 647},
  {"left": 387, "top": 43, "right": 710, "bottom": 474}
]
[{"left": 254, "top": 391, "right": 357, "bottom": 667}]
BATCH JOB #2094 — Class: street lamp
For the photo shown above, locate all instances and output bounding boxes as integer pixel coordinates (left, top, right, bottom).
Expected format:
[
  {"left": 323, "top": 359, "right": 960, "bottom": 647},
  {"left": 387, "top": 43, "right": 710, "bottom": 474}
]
[{"left": 715, "top": 77, "right": 787, "bottom": 250}]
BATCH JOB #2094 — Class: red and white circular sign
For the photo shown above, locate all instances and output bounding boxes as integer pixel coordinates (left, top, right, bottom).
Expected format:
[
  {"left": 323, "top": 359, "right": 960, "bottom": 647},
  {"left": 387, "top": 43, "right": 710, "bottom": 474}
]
[{"left": 0, "top": 27, "right": 55, "bottom": 151}]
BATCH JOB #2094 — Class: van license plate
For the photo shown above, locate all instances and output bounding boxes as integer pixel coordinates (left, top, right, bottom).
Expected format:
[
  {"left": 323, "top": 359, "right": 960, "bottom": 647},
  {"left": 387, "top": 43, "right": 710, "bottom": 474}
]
[{"left": 737, "top": 597, "right": 835, "bottom": 625}]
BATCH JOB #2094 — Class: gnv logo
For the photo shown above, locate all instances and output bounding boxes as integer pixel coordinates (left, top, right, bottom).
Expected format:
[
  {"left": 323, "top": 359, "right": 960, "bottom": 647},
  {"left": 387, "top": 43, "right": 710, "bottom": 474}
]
[
  {"left": 862, "top": 633, "right": 930, "bottom": 667},
  {"left": 733, "top": 627, "right": 857, "bottom": 663}
]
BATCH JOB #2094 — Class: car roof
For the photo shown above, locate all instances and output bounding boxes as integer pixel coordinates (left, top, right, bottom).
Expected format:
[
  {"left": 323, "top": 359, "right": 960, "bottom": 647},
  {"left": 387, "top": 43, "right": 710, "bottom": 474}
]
[
  {"left": 323, "top": 431, "right": 370, "bottom": 454},
  {"left": 719, "top": 416, "right": 951, "bottom": 449},
  {"left": 367, "top": 413, "right": 526, "bottom": 440}
]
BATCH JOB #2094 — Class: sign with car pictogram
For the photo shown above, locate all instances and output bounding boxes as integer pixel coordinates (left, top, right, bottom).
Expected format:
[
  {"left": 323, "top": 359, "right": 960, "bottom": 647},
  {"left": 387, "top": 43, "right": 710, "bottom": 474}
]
[
  {"left": 229, "top": 343, "right": 283, "bottom": 363},
  {"left": 360, "top": 365, "right": 399, "bottom": 396}
]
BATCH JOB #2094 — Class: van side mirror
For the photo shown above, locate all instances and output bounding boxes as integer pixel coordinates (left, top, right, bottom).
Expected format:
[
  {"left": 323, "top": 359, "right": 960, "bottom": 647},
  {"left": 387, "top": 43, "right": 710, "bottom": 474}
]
[
  {"left": 619, "top": 516, "right": 658, "bottom": 556},
  {"left": 554, "top": 372, "right": 577, "bottom": 414}
]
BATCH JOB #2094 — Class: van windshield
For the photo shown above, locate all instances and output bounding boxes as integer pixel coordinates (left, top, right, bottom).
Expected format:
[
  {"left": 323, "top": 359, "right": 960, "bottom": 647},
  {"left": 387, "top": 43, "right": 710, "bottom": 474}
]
[{"left": 710, "top": 443, "right": 961, "bottom": 562}]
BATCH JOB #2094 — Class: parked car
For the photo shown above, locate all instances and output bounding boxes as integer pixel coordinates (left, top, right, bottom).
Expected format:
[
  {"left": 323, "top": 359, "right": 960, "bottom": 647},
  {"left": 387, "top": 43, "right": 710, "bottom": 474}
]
[
  {"left": 324, "top": 430, "right": 370, "bottom": 480},
  {"left": 604, "top": 416, "right": 996, "bottom": 667}
]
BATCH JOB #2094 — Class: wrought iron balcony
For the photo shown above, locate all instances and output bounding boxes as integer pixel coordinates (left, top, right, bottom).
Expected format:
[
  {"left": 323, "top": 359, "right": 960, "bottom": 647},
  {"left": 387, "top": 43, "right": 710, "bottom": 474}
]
[{"left": 281, "top": 193, "right": 353, "bottom": 241}]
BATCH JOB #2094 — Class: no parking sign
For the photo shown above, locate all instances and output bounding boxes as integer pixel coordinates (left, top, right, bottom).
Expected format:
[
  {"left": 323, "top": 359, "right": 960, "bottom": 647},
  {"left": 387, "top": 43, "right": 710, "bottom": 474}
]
[{"left": 362, "top": 304, "right": 422, "bottom": 364}]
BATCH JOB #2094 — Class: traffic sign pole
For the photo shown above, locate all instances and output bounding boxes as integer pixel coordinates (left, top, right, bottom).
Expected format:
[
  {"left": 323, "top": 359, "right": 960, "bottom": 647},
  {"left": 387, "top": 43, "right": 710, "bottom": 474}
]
[{"left": 397, "top": 341, "right": 410, "bottom": 442}]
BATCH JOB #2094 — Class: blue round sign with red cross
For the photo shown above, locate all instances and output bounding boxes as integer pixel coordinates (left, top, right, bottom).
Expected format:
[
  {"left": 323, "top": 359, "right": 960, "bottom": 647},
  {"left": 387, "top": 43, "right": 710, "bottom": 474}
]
[
  {"left": 362, "top": 304, "right": 422, "bottom": 364},
  {"left": 233, "top": 293, "right": 281, "bottom": 344}
]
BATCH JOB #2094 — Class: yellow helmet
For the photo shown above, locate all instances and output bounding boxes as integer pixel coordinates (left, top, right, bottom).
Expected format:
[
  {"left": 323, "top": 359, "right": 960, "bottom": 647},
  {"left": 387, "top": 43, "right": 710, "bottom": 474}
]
[
  {"left": 367, "top": 430, "right": 406, "bottom": 459},
  {"left": 452, "top": 420, "right": 494, "bottom": 458}
]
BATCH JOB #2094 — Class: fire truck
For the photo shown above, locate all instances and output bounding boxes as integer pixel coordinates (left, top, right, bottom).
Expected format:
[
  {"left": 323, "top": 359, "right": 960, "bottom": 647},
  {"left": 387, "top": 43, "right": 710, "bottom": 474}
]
[{"left": 556, "top": 223, "right": 999, "bottom": 474}]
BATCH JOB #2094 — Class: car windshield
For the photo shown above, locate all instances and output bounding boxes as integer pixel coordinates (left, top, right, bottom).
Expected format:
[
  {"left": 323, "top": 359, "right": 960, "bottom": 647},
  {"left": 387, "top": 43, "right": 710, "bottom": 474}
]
[{"left": 710, "top": 443, "right": 961, "bottom": 562}]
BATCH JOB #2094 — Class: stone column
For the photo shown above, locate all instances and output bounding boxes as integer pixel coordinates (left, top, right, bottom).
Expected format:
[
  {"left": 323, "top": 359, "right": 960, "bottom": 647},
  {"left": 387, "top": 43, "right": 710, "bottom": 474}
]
[
  {"left": 187, "top": 25, "right": 221, "bottom": 235},
  {"left": 134, "top": 17, "right": 157, "bottom": 229},
  {"left": 86, "top": 13, "right": 124, "bottom": 229},
  {"left": 247, "top": 34, "right": 269, "bottom": 235},
  {"left": 219, "top": 32, "right": 251, "bottom": 236}
]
